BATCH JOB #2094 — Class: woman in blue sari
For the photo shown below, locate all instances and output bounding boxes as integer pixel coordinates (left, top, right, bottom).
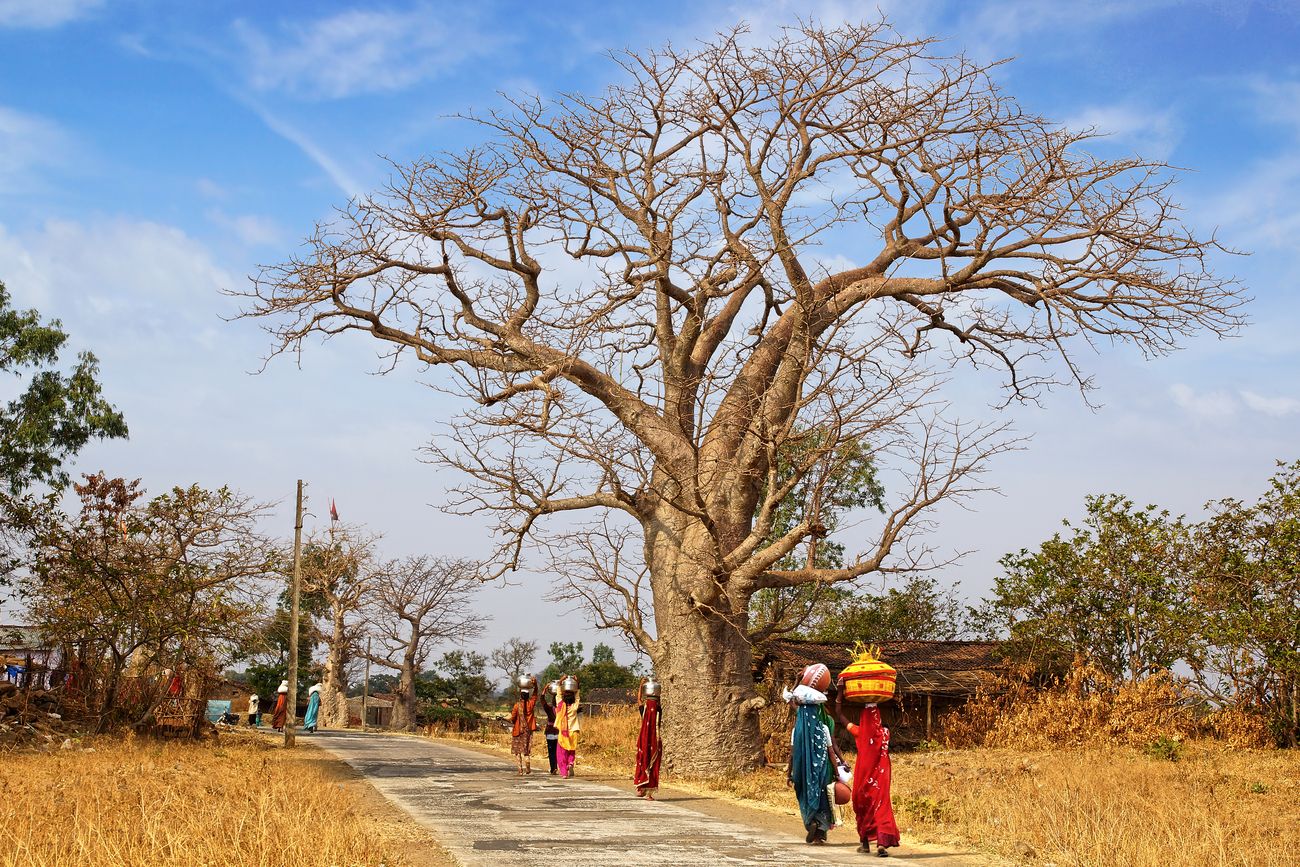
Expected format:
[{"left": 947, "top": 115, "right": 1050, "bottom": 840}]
[
  {"left": 787, "top": 678, "right": 835, "bottom": 845},
  {"left": 303, "top": 683, "right": 322, "bottom": 733}
]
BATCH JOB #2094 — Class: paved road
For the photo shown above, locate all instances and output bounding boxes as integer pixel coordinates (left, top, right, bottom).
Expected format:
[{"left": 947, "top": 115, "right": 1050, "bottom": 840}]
[{"left": 312, "top": 731, "right": 982, "bottom": 867}]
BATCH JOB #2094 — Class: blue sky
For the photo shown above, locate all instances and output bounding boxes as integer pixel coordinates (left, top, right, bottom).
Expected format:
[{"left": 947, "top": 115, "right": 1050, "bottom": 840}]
[{"left": 2, "top": 0, "right": 1298, "bottom": 668}]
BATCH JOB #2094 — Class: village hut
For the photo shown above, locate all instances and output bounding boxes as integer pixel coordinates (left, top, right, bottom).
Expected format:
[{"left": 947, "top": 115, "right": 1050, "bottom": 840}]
[
  {"left": 755, "top": 638, "right": 1009, "bottom": 746},
  {"left": 347, "top": 694, "right": 394, "bottom": 728},
  {"left": 580, "top": 687, "right": 638, "bottom": 716}
]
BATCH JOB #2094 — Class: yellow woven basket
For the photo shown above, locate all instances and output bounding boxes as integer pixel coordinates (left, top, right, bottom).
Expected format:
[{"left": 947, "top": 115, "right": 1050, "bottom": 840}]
[{"left": 837, "top": 643, "right": 897, "bottom": 704}]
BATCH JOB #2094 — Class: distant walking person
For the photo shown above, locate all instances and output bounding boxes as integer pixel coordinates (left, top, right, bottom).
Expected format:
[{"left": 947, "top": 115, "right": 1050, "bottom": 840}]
[
  {"left": 271, "top": 680, "right": 289, "bottom": 732},
  {"left": 510, "top": 675, "right": 539, "bottom": 775},
  {"left": 555, "top": 675, "right": 581, "bottom": 779},
  {"left": 787, "top": 664, "right": 836, "bottom": 846},
  {"left": 541, "top": 681, "right": 560, "bottom": 774},
  {"left": 247, "top": 693, "right": 260, "bottom": 727},
  {"left": 303, "top": 683, "right": 322, "bottom": 733},
  {"left": 633, "top": 676, "right": 663, "bottom": 800}
]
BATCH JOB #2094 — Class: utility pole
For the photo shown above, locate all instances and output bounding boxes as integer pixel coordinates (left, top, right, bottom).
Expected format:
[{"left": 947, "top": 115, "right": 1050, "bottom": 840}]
[
  {"left": 286, "top": 479, "right": 304, "bottom": 748},
  {"left": 362, "top": 638, "right": 371, "bottom": 733}
]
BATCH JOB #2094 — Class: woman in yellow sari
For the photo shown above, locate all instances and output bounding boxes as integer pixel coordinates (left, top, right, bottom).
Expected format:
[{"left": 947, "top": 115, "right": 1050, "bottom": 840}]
[{"left": 555, "top": 675, "right": 581, "bottom": 778}]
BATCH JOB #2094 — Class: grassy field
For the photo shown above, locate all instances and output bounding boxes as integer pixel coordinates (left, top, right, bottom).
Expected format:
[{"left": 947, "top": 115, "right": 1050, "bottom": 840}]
[
  {"left": 0, "top": 731, "right": 416, "bottom": 867},
  {"left": 440, "top": 707, "right": 1300, "bottom": 867}
]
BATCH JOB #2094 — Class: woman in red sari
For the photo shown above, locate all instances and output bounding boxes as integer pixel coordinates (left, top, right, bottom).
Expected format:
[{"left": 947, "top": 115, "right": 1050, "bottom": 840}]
[
  {"left": 633, "top": 677, "right": 662, "bottom": 799},
  {"left": 836, "top": 694, "right": 900, "bottom": 857},
  {"left": 271, "top": 680, "right": 289, "bottom": 732}
]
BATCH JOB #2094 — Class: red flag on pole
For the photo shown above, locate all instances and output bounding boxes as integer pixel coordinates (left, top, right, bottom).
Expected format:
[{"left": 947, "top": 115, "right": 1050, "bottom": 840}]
[{"left": 330, "top": 499, "right": 339, "bottom": 522}]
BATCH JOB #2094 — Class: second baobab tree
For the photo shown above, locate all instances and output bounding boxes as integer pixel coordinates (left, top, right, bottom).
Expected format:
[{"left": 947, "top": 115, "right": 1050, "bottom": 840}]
[{"left": 241, "top": 22, "right": 1243, "bottom": 772}]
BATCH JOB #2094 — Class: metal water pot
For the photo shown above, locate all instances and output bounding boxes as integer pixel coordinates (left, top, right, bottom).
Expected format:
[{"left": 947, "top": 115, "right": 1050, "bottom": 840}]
[
  {"left": 516, "top": 674, "right": 533, "bottom": 692},
  {"left": 560, "top": 675, "right": 579, "bottom": 693},
  {"left": 643, "top": 678, "right": 661, "bottom": 698}
]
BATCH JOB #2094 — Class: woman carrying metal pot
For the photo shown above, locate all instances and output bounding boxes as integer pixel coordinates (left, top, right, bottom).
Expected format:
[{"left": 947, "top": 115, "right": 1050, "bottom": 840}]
[
  {"left": 540, "top": 680, "right": 560, "bottom": 774},
  {"left": 555, "top": 674, "right": 581, "bottom": 778},
  {"left": 509, "top": 674, "right": 539, "bottom": 775},
  {"left": 633, "top": 676, "right": 663, "bottom": 799}
]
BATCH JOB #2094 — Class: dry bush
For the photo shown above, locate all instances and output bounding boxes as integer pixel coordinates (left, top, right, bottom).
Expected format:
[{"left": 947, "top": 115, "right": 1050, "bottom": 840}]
[
  {"left": 896, "top": 746, "right": 1300, "bottom": 867},
  {"left": 946, "top": 664, "right": 1218, "bottom": 750},
  {"left": 0, "top": 732, "right": 402, "bottom": 867}
]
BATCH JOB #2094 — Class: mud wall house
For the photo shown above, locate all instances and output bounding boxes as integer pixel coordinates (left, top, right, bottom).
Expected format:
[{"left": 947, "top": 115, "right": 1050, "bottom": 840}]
[
  {"left": 754, "top": 638, "right": 1010, "bottom": 749},
  {"left": 0, "top": 624, "right": 58, "bottom": 688},
  {"left": 347, "top": 694, "right": 393, "bottom": 728}
]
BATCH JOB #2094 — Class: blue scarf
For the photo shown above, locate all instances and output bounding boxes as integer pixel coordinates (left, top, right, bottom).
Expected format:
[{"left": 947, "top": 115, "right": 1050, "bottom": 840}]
[{"left": 791, "top": 702, "right": 834, "bottom": 831}]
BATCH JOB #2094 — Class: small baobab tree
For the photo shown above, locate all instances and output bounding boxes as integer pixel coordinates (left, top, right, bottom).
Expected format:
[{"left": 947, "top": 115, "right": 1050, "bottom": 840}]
[
  {"left": 240, "top": 22, "right": 1243, "bottom": 771},
  {"left": 363, "top": 555, "right": 486, "bottom": 730},
  {"left": 299, "top": 525, "right": 377, "bottom": 728}
]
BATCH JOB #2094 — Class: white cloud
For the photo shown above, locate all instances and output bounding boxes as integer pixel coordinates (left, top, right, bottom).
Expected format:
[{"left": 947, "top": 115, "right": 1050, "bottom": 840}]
[
  {"left": 0, "top": 218, "right": 234, "bottom": 346},
  {"left": 1062, "top": 104, "right": 1182, "bottom": 160},
  {"left": 1169, "top": 383, "right": 1237, "bottom": 420},
  {"left": 1240, "top": 390, "right": 1300, "bottom": 417},
  {"left": 206, "top": 209, "right": 286, "bottom": 248},
  {"left": 233, "top": 6, "right": 506, "bottom": 100},
  {"left": 0, "top": 106, "right": 74, "bottom": 193},
  {"left": 0, "top": 0, "right": 101, "bottom": 29}
]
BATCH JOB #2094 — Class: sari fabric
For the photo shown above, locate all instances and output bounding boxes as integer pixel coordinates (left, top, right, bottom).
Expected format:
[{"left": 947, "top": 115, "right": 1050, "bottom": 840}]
[
  {"left": 633, "top": 698, "right": 661, "bottom": 791},
  {"left": 851, "top": 705, "right": 901, "bottom": 848},
  {"left": 791, "top": 702, "right": 835, "bottom": 833},
  {"left": 271, "top": 693, "right": 288, "bottom": 729},
  {"left": 303, "top": 690, "right": 321, "bottom": 730}
]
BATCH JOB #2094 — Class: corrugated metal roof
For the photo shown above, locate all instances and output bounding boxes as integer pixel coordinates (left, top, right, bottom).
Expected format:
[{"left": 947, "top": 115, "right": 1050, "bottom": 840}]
[{"left": 757, "top": 638, "right": 1009, "bottom": 698}]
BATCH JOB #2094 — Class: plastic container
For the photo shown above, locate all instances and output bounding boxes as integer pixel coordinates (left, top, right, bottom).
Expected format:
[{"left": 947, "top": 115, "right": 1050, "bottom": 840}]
[{"left": 837, "top": 647, "right": 896, "bottom": 704}]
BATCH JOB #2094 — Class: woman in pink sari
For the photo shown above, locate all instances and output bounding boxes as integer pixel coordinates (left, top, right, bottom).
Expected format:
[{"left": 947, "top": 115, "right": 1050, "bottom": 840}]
[{"left": 555, "top": 676, "right": 581, "bottom": 778}]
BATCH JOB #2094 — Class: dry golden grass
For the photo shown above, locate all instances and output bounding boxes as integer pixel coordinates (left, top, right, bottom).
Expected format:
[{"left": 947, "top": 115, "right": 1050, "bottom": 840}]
[
  {"left": 944, "top": 665, "right": 1276, "bottom": 751},
  {"left": 897, "top": 745, "right": 1300, "bottom": 867},
  {"left": 435, "top": 705, "right": 1300, "bottom": 866},
  {"left": 0, "top": 731, "right": 405, "bottom": 867}
]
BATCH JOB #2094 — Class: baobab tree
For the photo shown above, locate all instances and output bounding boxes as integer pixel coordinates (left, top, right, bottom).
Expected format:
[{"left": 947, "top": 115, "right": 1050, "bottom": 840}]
[
  {"left": 298, "top": 526, "right": 377, "bottom": 728},
  {"left": 363, "top": 555, "right": 485, "bottom": 730},
  {"left": 241, "top": 22, "right": 1243, "bottom": 771}
]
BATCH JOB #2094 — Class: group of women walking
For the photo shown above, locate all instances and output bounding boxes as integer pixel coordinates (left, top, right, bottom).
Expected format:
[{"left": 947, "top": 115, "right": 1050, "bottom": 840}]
[
  {"left": 506, "top": 673, "right": 588, "bottom": 779},
  {"left": 505, "top": 673, "right": 664, "bottom": 800},
  {"left": 787, "top": 661, "right": 900, "bottom": 857}
]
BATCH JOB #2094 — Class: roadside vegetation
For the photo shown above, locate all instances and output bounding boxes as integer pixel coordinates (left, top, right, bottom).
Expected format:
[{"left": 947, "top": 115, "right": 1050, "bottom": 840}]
[
  {"left": 435, "top": 687, "right": 1299, "bottom": 867},
  {"left": 0, "top": 731, "right": 406, "bottom": 867}
]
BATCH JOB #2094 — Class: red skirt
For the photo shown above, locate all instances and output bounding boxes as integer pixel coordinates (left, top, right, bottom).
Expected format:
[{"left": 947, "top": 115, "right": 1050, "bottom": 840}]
[
  {"left": 851, "top": 705, "right": 900, "bottom": 848},
  {"left": 633, "top": 699, "right": 661, "bottom": 791}
]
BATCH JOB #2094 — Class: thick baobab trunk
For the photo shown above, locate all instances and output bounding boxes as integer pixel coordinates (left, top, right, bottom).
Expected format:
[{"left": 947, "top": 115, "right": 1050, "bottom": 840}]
[
  {"left": 392, "top": 640, "right": 419, "bottom": 731},
  {"left": 319, "top": 615, "right": 350, "bottom": 728},
  {"left": 647, "top": 516, "right": 766, "bottom": 774}
]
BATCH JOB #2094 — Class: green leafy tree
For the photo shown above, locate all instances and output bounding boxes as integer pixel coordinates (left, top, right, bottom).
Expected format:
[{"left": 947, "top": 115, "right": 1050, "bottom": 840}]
[
  {"left": 978, "top": 495, "right": 1193, "bottom": 681},
  {"left": 807, "top": 574, "right": 970, "bottom": 643},
  {"left": 1190, "top": 461, "right": 1300, "bottom": 746},
  {"left": 578, "top": 642, "right": 641, "bottom": 688},
  {"left": 0, "top": 283, "right": 127, "bottom": 494},
  {"left": 416, "top": 650, "right": 495, "bottom": 709},
  {"left": 1, "top": 283, "right": 126, "bottom": 580},
  {"left": 749, "top": 433, "right": 886, "bottom": 641},
  {"left": 540, "top": 641, "right": 585, "bottom": 686}
]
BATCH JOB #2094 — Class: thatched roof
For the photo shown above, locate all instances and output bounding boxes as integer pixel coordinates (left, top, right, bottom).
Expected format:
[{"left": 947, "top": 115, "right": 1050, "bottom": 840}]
[
  {"left": 756, "top": 638, "right": 1009, "bottom": 698},
  {"left": 583, "top": 687, "right": 637, "bottom": 706}
]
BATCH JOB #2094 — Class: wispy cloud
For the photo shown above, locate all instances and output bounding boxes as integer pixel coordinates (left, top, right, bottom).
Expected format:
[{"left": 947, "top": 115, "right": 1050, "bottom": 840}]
[
  {"left": 1062, "top": 103, "right": 1182, "bottom": 160},
  {"left": 205, "top": 209, "right": 286, "bottom": 248},
  {"left": 1240, "top": 390, "right": 1300, "bottom": 417},
  {"left": 0, "top": 105, "right": 75, "bottom": 193},
  {"left": 0, "top": 218, "right": 233, "bottom": 337},
  {"left": 1169, "top": 383, "right": 1236, "bottom": 420},
  {"left": 232, "top": 5, "right": 507, "bottom": 100},
  {"left": 248, "top": 104, "right": 363, "bottom": 198},
  {"left": 0, "top": 0, "right": 101, "bottom": 29}
]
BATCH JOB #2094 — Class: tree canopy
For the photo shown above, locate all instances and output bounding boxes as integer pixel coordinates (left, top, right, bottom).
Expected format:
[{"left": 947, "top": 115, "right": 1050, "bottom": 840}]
[{"left": 240, "top": 20, "right": 1244, "bottom": 771}]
